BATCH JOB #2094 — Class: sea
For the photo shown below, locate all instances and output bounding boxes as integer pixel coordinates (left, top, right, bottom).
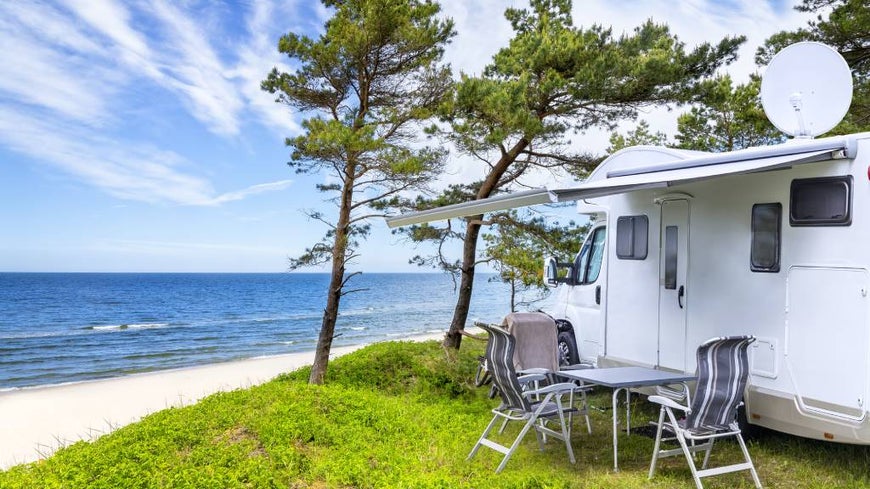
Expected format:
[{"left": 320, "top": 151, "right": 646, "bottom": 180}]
[{"left": 0, "top": 273, "right": 537, "bottom": 390}]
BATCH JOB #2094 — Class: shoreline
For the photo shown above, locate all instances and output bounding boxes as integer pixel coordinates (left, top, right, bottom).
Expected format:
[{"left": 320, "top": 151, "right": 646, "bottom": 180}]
[{"left": 0, "top": 332, "right": 445, "bottom": 470}]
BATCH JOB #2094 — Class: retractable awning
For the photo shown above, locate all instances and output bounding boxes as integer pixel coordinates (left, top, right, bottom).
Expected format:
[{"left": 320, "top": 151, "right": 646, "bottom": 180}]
[{"left": 385, "top": 137, "right": 854, "bottom": 228}]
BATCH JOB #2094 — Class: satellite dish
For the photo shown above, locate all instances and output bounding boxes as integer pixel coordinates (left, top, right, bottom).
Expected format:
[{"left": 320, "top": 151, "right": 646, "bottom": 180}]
[{"left": 761, "top": 41, "right": 853, "bottom": 138}]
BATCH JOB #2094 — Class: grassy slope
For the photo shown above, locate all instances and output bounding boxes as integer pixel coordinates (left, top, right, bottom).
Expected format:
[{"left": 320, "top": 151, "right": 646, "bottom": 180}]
[{"left": 2, "top": 340, "right": 870, "bottom": 488}]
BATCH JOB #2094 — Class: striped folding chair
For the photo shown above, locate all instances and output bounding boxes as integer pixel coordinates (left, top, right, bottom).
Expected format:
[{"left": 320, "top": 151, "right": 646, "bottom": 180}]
[
  {"left": 648, "top": 336, "right": 762, "bottom": 489},
  {"left": 467, "top": 323, "right": 578, "bottom": 473}
]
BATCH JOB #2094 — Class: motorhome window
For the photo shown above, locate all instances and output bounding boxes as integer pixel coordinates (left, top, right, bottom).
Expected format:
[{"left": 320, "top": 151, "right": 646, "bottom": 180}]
[
  {"left": 574, "top": 240, "right": 591, "bottom": 284},
  {"left": 586, "top": 227, "right": 606, "bottom": 282},
  {"left": 789, "top": 176, "right": 852, "bottom": 226},
  {"left": 616, "top": 215, "right": 648, "bottom": 260},
  {"left": 574, "top": 227, "right": 605, "bottom": 284},
  {"left": 664, "top": 226, "right": 678, "bottom": 290},
  {"left": 751, "top": 203, "right": 781, "bottom": 272}
]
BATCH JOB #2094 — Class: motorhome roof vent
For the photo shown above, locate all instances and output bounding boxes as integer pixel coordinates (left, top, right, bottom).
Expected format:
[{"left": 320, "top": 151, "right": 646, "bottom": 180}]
[{"left": 760, "top": 42, "right": 853, "bottom": 139}]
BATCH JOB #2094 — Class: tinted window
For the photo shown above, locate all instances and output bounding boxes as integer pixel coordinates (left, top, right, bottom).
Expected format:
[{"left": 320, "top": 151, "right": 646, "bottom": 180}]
[
  {"left": 751, "top": 203, "right": 781, "bottom": 272},
  {"left": 664, "top": 226, "right": 678, "bottom": 290},
  {"left": 586, "top": 227, "right": 606, "bottom": 283},
  {"left": 574, "top": 227, "right": 606, "bottom": 285},
  {"left": 790, "top": 176, "right": 852, "bottom": 226},
  {"left": 616, "top": 215, "right": 648, "bottom": 260}
]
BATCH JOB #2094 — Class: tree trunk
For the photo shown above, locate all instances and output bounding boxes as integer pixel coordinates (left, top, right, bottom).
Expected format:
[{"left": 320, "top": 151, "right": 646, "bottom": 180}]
[
  {"left": 309, "top": 171, "right": 355, "bottom": 385},
  {"left": 309, "top": 261, "right": 344, "bottom": 384},
  {"left": 442, "top": 219, "right": 482, "bottom": 349},
  {"left": 443, "top": 138, "right": 530, "bottom": 349}
]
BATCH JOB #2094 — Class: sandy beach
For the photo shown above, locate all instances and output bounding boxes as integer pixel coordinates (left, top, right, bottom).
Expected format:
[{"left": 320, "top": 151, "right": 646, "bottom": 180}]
[{"left": 0, "top": 333, "right": 444, "bottom": 469}]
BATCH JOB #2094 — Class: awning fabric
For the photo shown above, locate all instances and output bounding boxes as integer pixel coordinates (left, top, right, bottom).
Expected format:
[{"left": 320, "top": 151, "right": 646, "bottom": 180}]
[
  {"left": 548, "top": 147, "right": 838, "bottom": 203},
  {"left": 385, "top": 189, "right": 552, "bottom": 228},
  {"left": 385, "top": 139, "right": 852, "bottom": 229}
]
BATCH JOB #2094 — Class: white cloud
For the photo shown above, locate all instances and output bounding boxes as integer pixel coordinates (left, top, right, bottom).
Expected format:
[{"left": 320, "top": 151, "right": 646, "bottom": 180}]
[
  {"left": 0, "top": 0, "right": 820, "bottom": 209},
  {"left": 0, "top": 0, "right": 309, "bottom": 205},
  {"left": 145, "top": 0, "right": 246, "bottom": 136},
  {"left": 229, "top": 0, "right": 302, "bottom": 136},
  {"left": 0, "top": 108, "right": 293, "bottom": 206},
  {"left": 440, "top": 0, "right": 516, "bottom": 76},
  {"left": 61, "top": 0, "right": 151, "bottom": 57},
  {"left": 0, "top": 5, "right": 117, "bottom": 126},
  {"left": 206, "top": 179, "right": 295, "bottom": 206},
  {"left": 436, "top": 0, "right": 815, "bottom": 163},
  {"left": 0, "top": 107, "right": 215, "bottom": 204}
]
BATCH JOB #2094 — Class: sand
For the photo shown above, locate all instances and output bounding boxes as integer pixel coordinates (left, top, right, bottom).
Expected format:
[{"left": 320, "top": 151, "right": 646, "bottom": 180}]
[{"left": 0, "top": 333, "right": 445, "bottom": 469}]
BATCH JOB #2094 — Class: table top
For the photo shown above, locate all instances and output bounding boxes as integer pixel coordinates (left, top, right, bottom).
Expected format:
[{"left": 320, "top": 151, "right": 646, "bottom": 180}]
[{"left": 558, "top": 366, "right": 695, "bottom": 388}]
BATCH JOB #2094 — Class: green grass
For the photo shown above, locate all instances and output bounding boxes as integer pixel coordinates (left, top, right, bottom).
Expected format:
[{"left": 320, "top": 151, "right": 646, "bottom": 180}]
[{"left": 3, "top": 340, "right": 870, "bottom": 488}]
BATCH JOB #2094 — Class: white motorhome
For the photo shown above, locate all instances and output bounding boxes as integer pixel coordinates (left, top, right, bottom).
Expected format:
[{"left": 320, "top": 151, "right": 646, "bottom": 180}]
[{"left": 386, "top": 42, "right": 868, "bottom": 444}]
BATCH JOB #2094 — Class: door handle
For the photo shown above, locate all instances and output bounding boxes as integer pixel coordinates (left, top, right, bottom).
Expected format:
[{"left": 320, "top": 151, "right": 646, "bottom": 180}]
[
  {"left": 678, "top": 285, "right": 685, "bottom": 309},
  {"left": 595, "top": 285, "right": 601, "bottom": 305}
]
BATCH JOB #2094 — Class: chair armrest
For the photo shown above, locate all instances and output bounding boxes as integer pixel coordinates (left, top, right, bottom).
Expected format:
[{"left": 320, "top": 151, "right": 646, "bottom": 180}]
[
  {"left": 517, "top": 373, "right": 548, "bottom": 385},
  {"left": 648, "top": 395, "right": 689, "bottom": 412},
  {"left": 518, "top": 367, "right": 551, "bottom": 376},
  {"left": 559, "top": 363, "right": 594, "bottom": 371},
  {"left": 526, "top": 382, "right": 577, "bottom": 396}
]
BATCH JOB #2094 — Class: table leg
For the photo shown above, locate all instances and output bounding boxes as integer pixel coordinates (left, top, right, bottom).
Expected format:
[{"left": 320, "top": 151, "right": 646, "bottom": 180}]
[{"left": 611, "top": 387, "right": 623, "bottom": 472}]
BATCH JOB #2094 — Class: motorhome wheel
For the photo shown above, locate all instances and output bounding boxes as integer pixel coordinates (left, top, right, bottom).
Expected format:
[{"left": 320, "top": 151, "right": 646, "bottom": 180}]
[{"left": 557, "top": 331, "right": 579, "bottom": 366}]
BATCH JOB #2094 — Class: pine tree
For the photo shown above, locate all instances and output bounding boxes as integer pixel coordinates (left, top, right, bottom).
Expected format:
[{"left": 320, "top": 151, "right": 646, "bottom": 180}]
[
  {"left": 398, "top": 0, "right": 744, "bottom": 349},
  {"left": 262, "top": 0, "right": 454, "bottom": 383}
]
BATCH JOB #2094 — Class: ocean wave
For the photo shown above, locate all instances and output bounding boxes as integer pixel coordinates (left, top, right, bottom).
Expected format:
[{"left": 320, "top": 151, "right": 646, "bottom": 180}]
[
  {"left": 85, "top": 323, "right": 170, "bottom": 332},
  {"left": 0, "top": 330, "right": 77, "bottom": 340},
  {"left": 232, "top": 313, "right": 322, "bottom": 324}
]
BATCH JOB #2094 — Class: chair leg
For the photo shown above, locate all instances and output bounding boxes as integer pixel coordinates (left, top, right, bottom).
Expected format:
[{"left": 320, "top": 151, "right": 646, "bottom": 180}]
[
  {"left": 496, "top": 417, "right": 538, "bottom": 473},
  {"left": 673, "top": 430, "right": 704, "bottom": 489},
  {"left": 555, "top": 397, "right": 576, "bottom": 464},
  {"left": 498, "top": 417, "right": 510, "bottom": 434},
  {"left": 735, "top": 433, "right": 762, "bottom": 488},
  {"left": 533, "top": 419, "right": 546, "bottom": 450},
  {"left": 468, "top": 414, "right": 501, "bottom": 461},
  {"left": 701, "top": 438, "right": 714, "bottom": 469},
  {"left": 648, "top": 406, "right": 667, "bottom": 479}
]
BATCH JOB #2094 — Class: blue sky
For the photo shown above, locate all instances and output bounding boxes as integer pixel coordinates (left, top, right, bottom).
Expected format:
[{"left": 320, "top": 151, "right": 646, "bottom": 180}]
[{"left": 0, "top": 0, "right": 810, "bottom": 273}]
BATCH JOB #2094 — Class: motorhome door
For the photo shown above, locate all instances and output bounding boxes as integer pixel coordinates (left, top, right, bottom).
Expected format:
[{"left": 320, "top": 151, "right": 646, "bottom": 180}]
[
  {"left": 658, "top": 199, "right": 689, "bottom": 372},
  {"left": 565, "top": 225, "right": 607, "bottom": 363}
]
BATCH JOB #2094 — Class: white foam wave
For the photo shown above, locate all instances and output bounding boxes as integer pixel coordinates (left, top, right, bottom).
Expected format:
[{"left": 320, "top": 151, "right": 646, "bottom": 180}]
[{"left": 91, "top": 323, "right": 169, "bottom": 331}]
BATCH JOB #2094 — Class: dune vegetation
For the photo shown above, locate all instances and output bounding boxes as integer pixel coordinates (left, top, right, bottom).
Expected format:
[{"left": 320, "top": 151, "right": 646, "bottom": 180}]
[{"left": 2, "top": 340, "right": 870, "bottom": 488}]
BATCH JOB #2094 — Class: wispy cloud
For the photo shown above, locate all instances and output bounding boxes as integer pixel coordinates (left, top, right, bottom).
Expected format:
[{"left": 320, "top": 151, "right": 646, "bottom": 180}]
[
  {"left": 205, "top": 179, "right": 294, "bottom": 206},
  {"left": 0, "top": 3, "right": 117, "bottom": 126},
  {"left": 0, "top": 0, "right": 304, "bottom": 205},
  {"left": 0, "top": 107, "right": 215, "bottom": 204},
  {"left": 230, "top": 0, "right": 303, "bottom": 135},
  {"left": 145, "top": 0, "right": 246, "bottom": 136},
  {"left": 0, "top": 107, "right": 293, "bottom": 206}
]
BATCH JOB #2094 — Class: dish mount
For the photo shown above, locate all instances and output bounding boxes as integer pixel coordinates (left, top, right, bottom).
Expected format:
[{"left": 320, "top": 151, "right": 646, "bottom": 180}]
[{"left": 760, "top": 42, "right": 853, "bottom": 139}]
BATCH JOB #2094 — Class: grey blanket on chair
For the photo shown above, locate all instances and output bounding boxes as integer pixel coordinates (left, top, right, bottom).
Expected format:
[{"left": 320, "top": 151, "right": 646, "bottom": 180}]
[{"left": 503, "top": 312, "right": 558, "bottom": 372}]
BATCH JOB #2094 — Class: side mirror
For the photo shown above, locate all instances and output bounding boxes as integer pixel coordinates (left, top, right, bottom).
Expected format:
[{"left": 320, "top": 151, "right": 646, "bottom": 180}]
[
  {"left": 545, "top": 257, "right": 558, "bottom": 287},
  {"left": 544, "top": 256, "right": 574, "bottom": 287}
]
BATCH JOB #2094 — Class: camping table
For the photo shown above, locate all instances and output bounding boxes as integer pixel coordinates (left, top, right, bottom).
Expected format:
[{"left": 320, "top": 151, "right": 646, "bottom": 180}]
[{"left": 558, "top": 366, "right": 695, "bottom": 471}]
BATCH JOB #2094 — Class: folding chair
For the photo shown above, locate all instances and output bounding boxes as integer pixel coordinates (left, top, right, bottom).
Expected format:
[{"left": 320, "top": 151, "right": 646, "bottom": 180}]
[
  {"left": 648, "top": 336, "right": 762, "bottom": 489},
  {"left": 502, "top": 312, "right": 592, "bottom": 435},
  {"left": 468, "top": 323, "right": 578, "bottom": 473}
]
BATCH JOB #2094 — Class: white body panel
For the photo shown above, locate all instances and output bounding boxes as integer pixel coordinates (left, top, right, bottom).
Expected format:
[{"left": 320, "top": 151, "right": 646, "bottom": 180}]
[{"left": 543, "top": 132, "right": 870, "bottom": 444}]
